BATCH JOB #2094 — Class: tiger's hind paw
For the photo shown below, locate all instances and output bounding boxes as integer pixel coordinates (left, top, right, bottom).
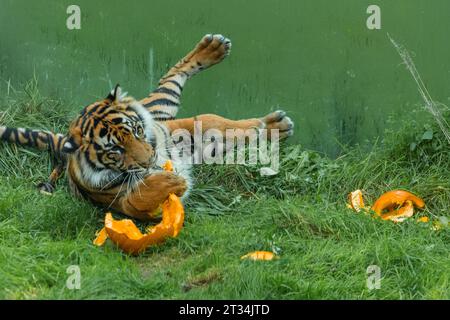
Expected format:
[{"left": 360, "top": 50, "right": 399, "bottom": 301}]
[
  {"left": 187, "top": 34, "right": 231, "bottom": 73},
  {"left": 261, "top": 110, "right": 294, "bottom": 140}
]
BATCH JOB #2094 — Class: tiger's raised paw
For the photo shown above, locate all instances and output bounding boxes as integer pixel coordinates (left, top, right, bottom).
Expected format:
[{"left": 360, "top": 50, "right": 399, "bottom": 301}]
[
  {"left": 190, "top": 34, "right": 231, "bottom": 70},
  {"left": 261, "top": 110, "right": 294, "bottom": 139}
]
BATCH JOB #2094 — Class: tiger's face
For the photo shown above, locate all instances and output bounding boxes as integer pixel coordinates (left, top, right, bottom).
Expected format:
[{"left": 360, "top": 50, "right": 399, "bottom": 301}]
[{"left": 64, "top": 85, "right": 156, "bottom": 174}]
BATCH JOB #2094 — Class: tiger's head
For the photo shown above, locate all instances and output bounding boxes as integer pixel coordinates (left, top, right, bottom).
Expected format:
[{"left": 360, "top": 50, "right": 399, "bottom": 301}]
[{"left": 63, "top": 85, "right": 156, "bottom": 177}]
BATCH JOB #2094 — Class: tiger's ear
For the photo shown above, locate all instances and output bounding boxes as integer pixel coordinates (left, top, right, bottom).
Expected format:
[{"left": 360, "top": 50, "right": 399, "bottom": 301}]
[
  {"left": 106, "top": 84, "right": 123, "bottom": 102},
  {"left": 62, "top": 137, "right": 79, "bottom": 153},
  {"left": 62, "top": 126, "right": 82, "bottom": 154}
]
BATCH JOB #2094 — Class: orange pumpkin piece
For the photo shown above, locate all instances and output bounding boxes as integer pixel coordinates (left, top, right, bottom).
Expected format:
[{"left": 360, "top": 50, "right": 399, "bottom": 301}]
[
  {"left": 93, "top": 160, "right": 185, "bottom": 255},
  {"left": 380, "top": 200, "right": 414, "bottom": 222},
  {"left": 93, "top": 227, "right": 108, "bottom": 246},
  {"left": 417, "top": 216, "right": 430, "bottom": 223},
  {"left": 240, "top": 251, "right": 276, "bottom": 261},
  {"left": 163, "top": 161, "right": 173, "bottom": 172},
  {"left": 372, "top": 190, "right": 425, "bottom": 216},
  {"left": 347, "top": 190, "right": 365, "bottom": 212}
]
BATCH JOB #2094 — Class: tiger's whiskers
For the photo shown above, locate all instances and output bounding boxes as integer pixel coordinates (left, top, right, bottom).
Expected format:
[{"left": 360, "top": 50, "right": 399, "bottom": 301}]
[{"left": 101, "top": 171, "right": 125, "bottom": 191}]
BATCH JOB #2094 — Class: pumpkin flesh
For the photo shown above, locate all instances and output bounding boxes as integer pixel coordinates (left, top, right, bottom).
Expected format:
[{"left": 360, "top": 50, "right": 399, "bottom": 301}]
[
  {"left": 380, "top": 200, "right": 414, "bottom": 222},
  {"left": 347, "top": 190, "right": 365, "bottom": 212}
]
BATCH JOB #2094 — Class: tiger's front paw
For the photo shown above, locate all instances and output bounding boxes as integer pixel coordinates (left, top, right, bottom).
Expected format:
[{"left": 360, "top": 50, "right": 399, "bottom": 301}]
[
  {"left": 155, "top": 171, "right": 187, "bottom": 198},
  {"left": 139, "top": 171, "right": 187, "bottom": 199},
  {"left": 120, "top": 172, "right": 187, "bottom": 221},
  {"left": 261, "top": 110, "right": 294, "bottom": 139},
  {"left": 190, "top": 34, "right": 231, "bottom": 70},
  {"left": 37, "top": 182, "right": 55, "bottom": 195}
]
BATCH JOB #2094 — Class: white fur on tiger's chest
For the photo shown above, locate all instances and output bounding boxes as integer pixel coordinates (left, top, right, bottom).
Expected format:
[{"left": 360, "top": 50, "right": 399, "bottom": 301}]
[{"left": 147, "top": 122, "right": 193, "bottom": 201}]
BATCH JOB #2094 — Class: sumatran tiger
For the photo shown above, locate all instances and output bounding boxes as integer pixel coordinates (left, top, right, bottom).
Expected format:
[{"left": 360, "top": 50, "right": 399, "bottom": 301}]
[{"left": 0, "top": 34, "right": 294, "bottom": 221}]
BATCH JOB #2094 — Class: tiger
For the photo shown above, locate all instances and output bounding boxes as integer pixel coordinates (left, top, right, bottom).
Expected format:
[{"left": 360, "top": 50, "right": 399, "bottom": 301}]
[{"left": 0, "top": 34, "right": 294, "bottom": 221}]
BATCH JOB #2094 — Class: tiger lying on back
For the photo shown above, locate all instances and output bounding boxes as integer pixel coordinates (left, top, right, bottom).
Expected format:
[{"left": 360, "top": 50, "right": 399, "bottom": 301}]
[{"left": 0, "top": 34, "right": 294, "bottom": 221}]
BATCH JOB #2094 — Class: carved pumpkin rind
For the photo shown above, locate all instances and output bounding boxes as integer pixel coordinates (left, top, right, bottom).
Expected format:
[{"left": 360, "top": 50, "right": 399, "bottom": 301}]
[{"left": 372, "top": 190, "right": 425, "bottom": 215}]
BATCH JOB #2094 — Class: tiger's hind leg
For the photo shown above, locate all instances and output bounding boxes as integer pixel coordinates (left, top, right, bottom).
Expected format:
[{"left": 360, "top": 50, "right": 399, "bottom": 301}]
[
  {"left": 140, "top": 34, "right": 231, "bottom": 121},
  {"left": 260, "top": 110, "right": 295, "bottom": 140},
  {"left": 164, "top": 110, "right": 294, "bottom": 140}
]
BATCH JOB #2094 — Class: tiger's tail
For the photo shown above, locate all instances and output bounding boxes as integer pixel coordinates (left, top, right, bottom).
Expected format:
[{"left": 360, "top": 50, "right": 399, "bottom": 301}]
[{"left": 0, "top": 126, "right": 67, "bottom": 159}]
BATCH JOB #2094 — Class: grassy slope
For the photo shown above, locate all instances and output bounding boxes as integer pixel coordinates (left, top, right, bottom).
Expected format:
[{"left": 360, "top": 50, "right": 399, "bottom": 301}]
[{"left": 0, "top": 83, "right": 449, "bottom": 299}]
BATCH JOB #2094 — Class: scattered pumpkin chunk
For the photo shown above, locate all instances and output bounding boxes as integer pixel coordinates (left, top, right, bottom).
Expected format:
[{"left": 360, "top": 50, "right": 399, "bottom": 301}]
[
  {"left": 347, "top": 189, "right": 365, "bottom": 212},
  {"left": 372, "top": 190, "right": 425, "bottom": 216},
  {"left": 240, "top": 251, "right": 276, "bottom": 261},
  {"left": 93, "top": 160, "right": 185, "bottom": 255}
]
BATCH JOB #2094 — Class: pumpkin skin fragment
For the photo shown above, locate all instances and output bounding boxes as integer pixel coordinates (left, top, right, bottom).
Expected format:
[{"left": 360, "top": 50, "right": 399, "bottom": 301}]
[
  {"left": 372, "top": 190, "right": 425, "bottom": 215},
  {"left": 418, "top": 216, "right": 430, "bottom": 223},
  {"left": 162, "top": 193, "right": 185, "bottom": 237},
  {"left": 240, "top": 251, "right": 276, "bottom": 261},
  {"left": 93, "top": 227, "right": 108, "bottom": 246}
]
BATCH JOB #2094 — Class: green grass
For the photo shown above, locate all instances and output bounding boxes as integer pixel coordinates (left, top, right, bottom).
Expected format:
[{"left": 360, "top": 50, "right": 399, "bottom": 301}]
[{"left": 0, "top": 82, "right": 449, "bottom": 299}]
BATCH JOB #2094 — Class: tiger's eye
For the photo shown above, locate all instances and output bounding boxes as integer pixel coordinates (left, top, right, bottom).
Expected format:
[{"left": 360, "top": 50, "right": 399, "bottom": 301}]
[
  {"left": 111, "top": 146, "right": 123, "bottom": 153},
  {"left": 136, "top": 126, "right": 145, "bottom": 138}
]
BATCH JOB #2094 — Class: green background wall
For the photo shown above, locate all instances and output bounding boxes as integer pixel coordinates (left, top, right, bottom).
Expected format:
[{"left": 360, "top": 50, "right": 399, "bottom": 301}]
[{"left": 1, "top": 0, "right": 449, "bottom": 156}]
